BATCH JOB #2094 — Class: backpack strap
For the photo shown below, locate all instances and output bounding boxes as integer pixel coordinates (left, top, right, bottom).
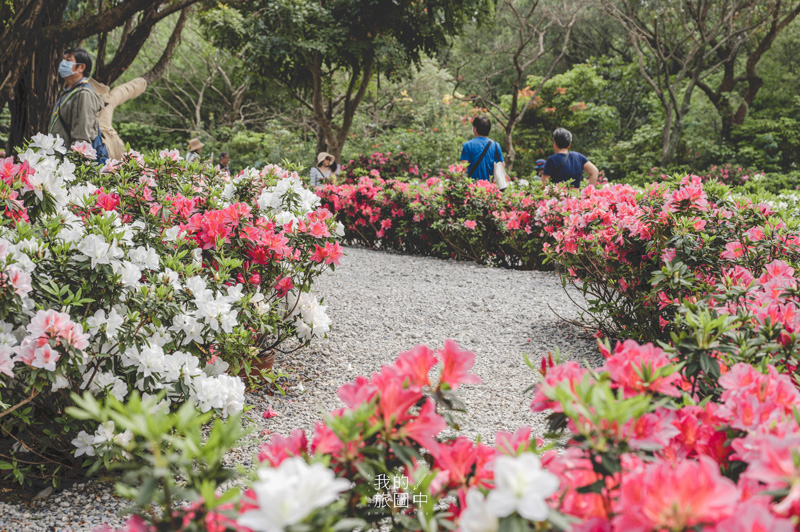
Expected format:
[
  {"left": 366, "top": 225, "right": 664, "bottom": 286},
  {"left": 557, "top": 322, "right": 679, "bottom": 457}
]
[
  {"left": 467, "top": 140, "right": 493, "bottom": 178},
  {"left": 49, "top": 79, "right": 89, "bottom": 132}
]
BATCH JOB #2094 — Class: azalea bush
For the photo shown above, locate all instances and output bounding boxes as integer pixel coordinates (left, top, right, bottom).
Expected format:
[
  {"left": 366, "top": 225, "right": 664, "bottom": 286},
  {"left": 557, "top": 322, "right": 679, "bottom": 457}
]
[
  {"left": 538, "top": 176, "right": 800, "bottom": 342},
  {"left": 69, "top": 391, "right": 245, "bottom": 532},
  {"left": 96, "top": 340, "right": 574, "bottom": 532},
  {"left": 626, "top": 164, "right": 763, "bottom": 188},
  {"left": 317, "top": 171, "right": 554, "bottom": 269},
  {"left": 530, "top": 336, "right": 800, "bottom": 531},
  {"left": 340, "top": 152, "right": 420, "bottom": 183},
  {"left": 0, "top": 134, "right": 340, "bottom": 487},
  {"left": 93, "top": 336, "right": 800, "bottom": 531}
]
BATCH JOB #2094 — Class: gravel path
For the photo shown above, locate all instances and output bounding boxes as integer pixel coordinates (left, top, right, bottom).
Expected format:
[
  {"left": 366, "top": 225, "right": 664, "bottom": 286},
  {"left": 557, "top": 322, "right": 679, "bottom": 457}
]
[{"left": 2, "top": 247, "right": 598, "bottom": 531}]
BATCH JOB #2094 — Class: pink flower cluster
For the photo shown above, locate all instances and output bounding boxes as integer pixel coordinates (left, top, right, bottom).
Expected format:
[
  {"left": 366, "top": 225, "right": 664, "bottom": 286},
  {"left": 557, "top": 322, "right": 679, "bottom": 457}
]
[
  {"left": 4, "top": 310, "right": 89, "bottom": 374},
  {"left": 532, "top": 336, "right": 800, "bottom": 530}
]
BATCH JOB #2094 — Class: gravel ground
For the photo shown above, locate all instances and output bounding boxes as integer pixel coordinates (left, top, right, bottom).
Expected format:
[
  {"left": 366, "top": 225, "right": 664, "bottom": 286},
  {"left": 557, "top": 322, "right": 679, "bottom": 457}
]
[{"left": 2, "top": 246, "right": 599, "bottom": 531}]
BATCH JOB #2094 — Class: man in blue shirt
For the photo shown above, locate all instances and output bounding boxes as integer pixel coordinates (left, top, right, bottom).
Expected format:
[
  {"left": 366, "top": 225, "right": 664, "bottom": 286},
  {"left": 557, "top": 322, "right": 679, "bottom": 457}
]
[
  {"left": 542, "top": 128, "right": 599, "bottom": 188},
  {"left": 459, "top": 116, "right": 504, "bottom": 182}
]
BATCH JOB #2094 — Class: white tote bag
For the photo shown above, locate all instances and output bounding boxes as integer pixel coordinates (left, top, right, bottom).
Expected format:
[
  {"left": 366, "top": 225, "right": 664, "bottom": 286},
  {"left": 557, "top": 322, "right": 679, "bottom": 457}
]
[{"left": 492, "top": 142, "right": 509, "bottom": 190}]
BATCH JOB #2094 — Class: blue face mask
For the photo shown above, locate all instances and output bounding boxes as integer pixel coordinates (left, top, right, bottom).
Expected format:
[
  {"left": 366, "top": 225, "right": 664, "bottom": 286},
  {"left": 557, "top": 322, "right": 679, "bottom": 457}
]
[{"left": 58, "top": 60, "right": 76, "bottom": 78}]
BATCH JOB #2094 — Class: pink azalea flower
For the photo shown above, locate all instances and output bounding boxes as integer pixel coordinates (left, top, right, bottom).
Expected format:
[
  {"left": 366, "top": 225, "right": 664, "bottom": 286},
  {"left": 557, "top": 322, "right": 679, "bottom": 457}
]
[
  {"left": 310, "top": 418, "right": 344, "bottom": 456},
  {"left": 310, "top": 242, "right": 344, "bottom": 266},
  {"left": 337, "top": 375, "right": 379, "bottom": 409},
  {"left": 495, "top": 426, "right": 533, "bottom": 455},
  {"left": 274, "top": 276, "right": 294, "bottom": 297},
  {"left": 6, "top": 267, "right": 32, "bottom": 297},
  {"left": 623, "top": 408, "right": 680, "bottom": 451},
  {"left": 530, "top": 361, "right": 590, "bottom": 412},
  {"left": 71, "top": 141, "right": 97, "bottom": 160},
  {"left": 392, "top": 345, "right": 438, "bottom": 387},
  {"left": 401, "top": 398, "right": 446, "bottom": 450},
  {"left": 614, "top": 456, "right": 739, "bottom": 531},
  {"left": 30, "top": 343, "right": 60, "bottom": 372},
  {"left": 437, "top": 339, "right": 481, "bottom": 391},
  {"left": 27, "top": 309, "right": 72, "bottom": 338},
  {"left": 158, "top": 148, "right": 181, "bottom": 161},
  {"left": 95, "top": 191, "right": 121, "bottom": 211},
  {"left": 257, "top": 429, "right": 308, "bottom": 466},
  {"left": 464, "top": 220, "right": 477, "bottom": 229},
  {"left": 262, "top": 407, "right": 279, "bottom": 419},
  {"left": 373, "top": 371, "right": 423, "bottom": 427},
  {"left": 738, "top": 432, "right": 800, "bottom": 513},
  {"left": 431, "top": 437, "right": 478, "bottom": 488},
  {"left": 706, "top": 499, "right": 794, "bottom": 532},
  {"left": 0, "top": 346, "right": 15, "bottom": 377},
  {"left": 601, "top": 340, "right": 682, "bottom": 398}
]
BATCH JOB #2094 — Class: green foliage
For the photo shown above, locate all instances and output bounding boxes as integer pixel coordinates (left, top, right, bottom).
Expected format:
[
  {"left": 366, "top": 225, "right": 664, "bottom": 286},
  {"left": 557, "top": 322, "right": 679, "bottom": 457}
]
[
  {"left": 221, "top": 126, "right": 316, "bottom": 172},
  {"left": 67, "top": 392, "right": 245, "bottom": 529},
  {"left": 731, "top": 116, "right": 800, "bottom": 172},
  {"left": 204, "top": 0, "right": 493, "bottom": 86},
  {"left": 516, "top": 64, "right": 620, "bottom": 174},
  {"left": 116, "top": 122, "right": 179, "bottom": 153},
  {"left": 736, "top": 171, "right": 800, "bottom": 195}
]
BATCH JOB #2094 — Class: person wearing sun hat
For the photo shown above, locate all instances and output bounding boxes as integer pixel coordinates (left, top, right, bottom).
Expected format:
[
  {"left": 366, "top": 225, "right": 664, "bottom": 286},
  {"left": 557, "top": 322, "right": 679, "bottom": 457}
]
[
  {"left": 186, "top": 138, "right": 204, "bottom": 163},
  {"left": 534, "top": 159, "right": 546, "bottom": 178},
  {"left": 310, "top": 152, "right": 339, "bottom": 188}
]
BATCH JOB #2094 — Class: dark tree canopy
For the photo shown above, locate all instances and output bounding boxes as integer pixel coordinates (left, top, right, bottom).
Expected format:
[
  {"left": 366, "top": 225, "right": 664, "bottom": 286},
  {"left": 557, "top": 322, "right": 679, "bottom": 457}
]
[{"left": 204, "top": 0, "right": 493, "bottom": 159}]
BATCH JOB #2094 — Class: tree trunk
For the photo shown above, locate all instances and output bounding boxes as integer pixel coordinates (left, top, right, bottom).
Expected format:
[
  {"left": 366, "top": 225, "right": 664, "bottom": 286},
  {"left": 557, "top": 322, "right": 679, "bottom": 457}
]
[
  {"left": 8, "top": 13, "right": 65, "bottom": 151},
  {"left": 315, "top": 127, "right": 327, "bottom": 158},
  {"left": 660, "top": 101, "right": 676, "bottom": 166},
  {"left": 4, "top": 0, "right": 67, "bottom": 152},
  {"left": 661, "top": 115, "right": 684, "bottom": 167}
]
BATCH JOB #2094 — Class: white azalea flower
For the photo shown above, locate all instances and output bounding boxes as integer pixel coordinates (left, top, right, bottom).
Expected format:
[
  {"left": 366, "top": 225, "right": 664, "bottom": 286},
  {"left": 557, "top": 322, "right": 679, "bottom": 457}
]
[
  {"left": 113, "top": 430, "right": 133, "bottom": 447},
  {"left": 238, "top": 458, "right": 350, "bottom": 532},
  {"left": 71, "top": 431, "right": 96, "bottom": 457},
  {"left": 485, "top": 454, "right": 559, "bottom": 522},
  {"left": 129, "top": 246, "right": 159, "bottom": 271},
  {"left": 77, "top": 234, "right": 123, "bottom": 269},
  {"left": 185, "top": 275, "right": 206, "bottom": 294},
  {"left": 171, "top": 313, "right": 204, "bottom": 346},
  {"left": 163, "top": 226, "right": 185, "bottom": 242},
  {"left": 459, "top": 489, "right": 499, "bottom": 532},
  {"left": 93, "top": 421, "right": 116, "bottom": 445},
  {"left": 51, "top": 373, "right": 70, "bottom": 392}
]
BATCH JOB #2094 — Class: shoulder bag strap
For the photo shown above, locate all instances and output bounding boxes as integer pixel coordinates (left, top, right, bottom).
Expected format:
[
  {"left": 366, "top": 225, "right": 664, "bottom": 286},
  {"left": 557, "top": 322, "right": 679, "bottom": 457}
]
[
  {"left": 551, "top": 151, "right": 570, "bottom": 179},
  {"left": 467, "top": 140, "right": 493, "bottom": 178}
]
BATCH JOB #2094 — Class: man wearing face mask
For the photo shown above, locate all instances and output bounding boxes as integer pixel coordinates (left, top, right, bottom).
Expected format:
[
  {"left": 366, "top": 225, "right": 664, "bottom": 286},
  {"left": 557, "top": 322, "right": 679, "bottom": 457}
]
[{"left": 49, "top": 48, "right": 105, "bottom": 149}]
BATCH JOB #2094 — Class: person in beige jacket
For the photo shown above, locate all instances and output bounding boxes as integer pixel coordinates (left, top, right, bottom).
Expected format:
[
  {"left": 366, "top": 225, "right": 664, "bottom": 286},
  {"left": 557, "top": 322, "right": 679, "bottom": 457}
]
[{"left": 88, "top": 77, "right": 148, "bottom": 161}]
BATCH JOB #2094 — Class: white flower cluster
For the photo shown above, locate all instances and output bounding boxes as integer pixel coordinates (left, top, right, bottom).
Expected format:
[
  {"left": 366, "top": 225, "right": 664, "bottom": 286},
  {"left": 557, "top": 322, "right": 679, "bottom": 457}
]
[
  {"left": 2, "top": 135, "right": 340, "bottom": 466},
  {"left": 71, "top": 420, "right": 133, "bottom": 458},
  {"left": 285, "top": 291, "right": 332, "bottom": 340},
  {"left": 763, "top": 191, "right": 800, "bottom": 218},
  {"left": 257, "top": 172, "right": 321, "bottom": 223},
  {"left": 18, "top": 133, "right": 76, "bottom": 209},
  {"left": 0, "top": 136, "right": 252, "bottom": 453}
]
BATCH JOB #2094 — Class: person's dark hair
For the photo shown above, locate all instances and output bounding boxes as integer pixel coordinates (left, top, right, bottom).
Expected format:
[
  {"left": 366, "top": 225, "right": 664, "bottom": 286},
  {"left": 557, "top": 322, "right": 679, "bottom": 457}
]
[
  {"left": 473, "top": 116, "right": 491, "bottom": 136},
  {"left": 219, "top": 152, "right": 229, "bottom": 161},
  {"left": 330, "top": 162, "right": 339, "bottom": 173},
  {"left": 65, "top": 48, "right": 92, "bottom": 78},
  {"left": 553, "top": 127, "right": 572, "bottom": 149}
]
